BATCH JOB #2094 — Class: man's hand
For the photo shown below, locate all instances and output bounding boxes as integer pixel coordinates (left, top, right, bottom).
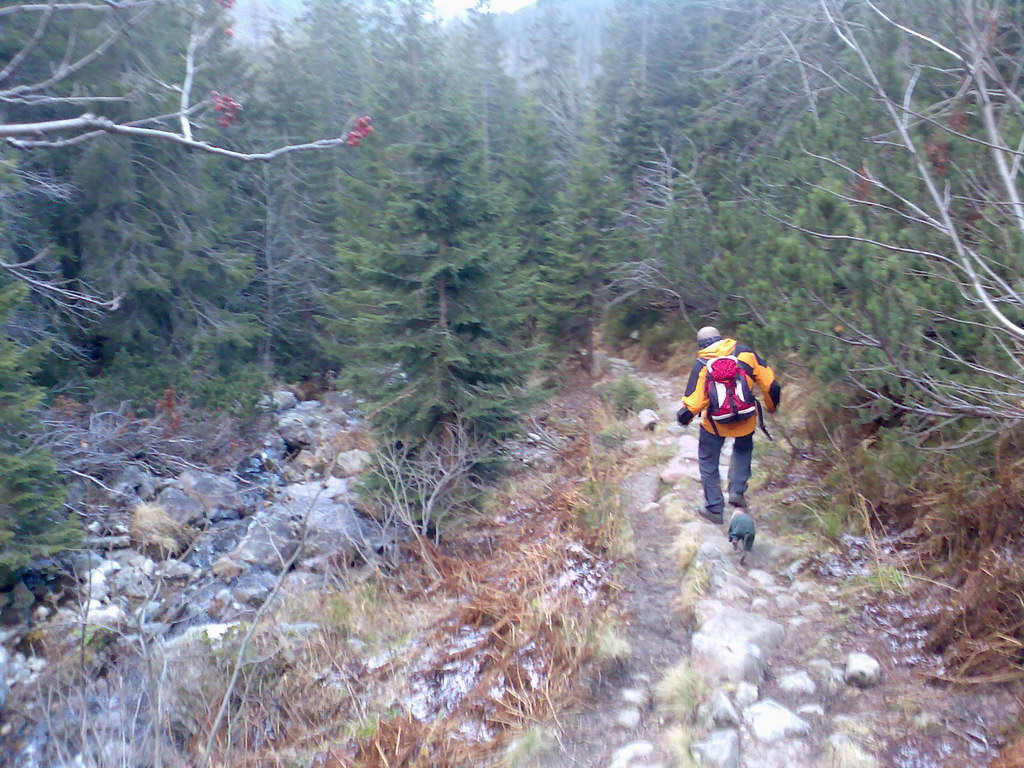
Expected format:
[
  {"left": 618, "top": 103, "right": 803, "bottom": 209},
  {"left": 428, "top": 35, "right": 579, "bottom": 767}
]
[{"left": 676, "top": 407, "right": 694, "bottom": 426}]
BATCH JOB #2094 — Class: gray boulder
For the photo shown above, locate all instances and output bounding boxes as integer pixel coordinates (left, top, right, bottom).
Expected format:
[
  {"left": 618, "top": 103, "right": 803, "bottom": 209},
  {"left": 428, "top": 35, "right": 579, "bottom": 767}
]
[
  {"left": 690, "top": 728, "right": 740, "bottom": 768},
  {"left": 333, "top": 448, "right": 370, "bottom": 478},
  {"left": 272, "top": 390, "right": 299, "bottom": 411},
  {"left": 228, "top": 512, "right": 302, "bottom": 571},
  {"left": 695, "top": 600, "right": 785, "bottom": 651},
  {"left": 110, "top": 465, "right": 156, "bottom": 502},
  {"left": 178, "top": 470, "right": 244, "bottom": 516},
  {"left": 155, "top": 486, "right": 205, "bottom": 525},
  {"left": 743, "top": 700, "right": 810, "bottom": 742},
  {"left": 111, "top": 565, "right": 153, "bottom": 600},
  {"left": 779, "top": 670, "right": 817, "bottom": 696}
]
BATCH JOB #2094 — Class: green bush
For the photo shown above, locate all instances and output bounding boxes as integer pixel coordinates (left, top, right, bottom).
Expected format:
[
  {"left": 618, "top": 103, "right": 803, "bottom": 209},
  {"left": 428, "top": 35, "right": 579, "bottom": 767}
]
[
  {"left": 594, "top": 423, "right": 631, "bottom": 449},
  {"left": 600, "top": 375, "right": 657, "bottom": 415}
]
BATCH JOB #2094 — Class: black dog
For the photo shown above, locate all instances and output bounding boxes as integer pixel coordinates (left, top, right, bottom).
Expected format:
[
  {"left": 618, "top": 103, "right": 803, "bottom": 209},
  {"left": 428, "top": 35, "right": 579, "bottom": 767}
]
[{"left": 728, "top": 510, "right": 756, "bottom": 565}]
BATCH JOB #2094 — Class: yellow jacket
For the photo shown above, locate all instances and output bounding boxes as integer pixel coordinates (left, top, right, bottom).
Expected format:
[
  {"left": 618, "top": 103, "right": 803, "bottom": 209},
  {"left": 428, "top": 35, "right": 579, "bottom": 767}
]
[{"left": 680, "top": 338, "right": 780, "bottom": 437}]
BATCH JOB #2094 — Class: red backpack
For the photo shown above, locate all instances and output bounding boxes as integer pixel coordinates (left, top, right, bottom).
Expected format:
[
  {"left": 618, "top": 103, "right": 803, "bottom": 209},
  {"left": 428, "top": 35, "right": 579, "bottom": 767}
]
[{"left": 704, "top": 356, "right": 757, "bottom": 429}]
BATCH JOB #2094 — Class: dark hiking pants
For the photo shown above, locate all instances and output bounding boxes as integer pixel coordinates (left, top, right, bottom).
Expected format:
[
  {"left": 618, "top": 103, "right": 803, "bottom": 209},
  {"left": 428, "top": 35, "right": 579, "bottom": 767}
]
[{"left": 698, "top": 429, "right": 754, "bottom": 516}]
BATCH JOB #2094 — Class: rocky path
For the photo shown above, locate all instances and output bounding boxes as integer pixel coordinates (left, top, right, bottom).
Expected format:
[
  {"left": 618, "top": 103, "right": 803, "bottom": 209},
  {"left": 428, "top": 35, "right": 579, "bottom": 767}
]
[{"left": 525, "top": 358, "right": 889, "bottom": 768}]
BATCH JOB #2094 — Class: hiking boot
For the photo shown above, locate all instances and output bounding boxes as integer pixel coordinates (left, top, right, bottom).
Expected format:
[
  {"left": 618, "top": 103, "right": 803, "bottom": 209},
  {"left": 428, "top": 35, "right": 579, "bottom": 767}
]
[
  {"left": 729, "top": 494, "right": 748, "bottom": 509},
  {"left": 698, "top": 507, "right": 724, "bottom": 525}
]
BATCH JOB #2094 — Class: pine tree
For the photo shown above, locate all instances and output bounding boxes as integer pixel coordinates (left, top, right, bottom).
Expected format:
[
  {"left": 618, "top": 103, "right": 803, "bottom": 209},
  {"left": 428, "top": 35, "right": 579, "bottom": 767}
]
[
  {"left": 537, "top": 125, "right": 623, "bottom": 371},
  {"left": 326, "top": 1, "right": 534, "bottom": 447},
  {"left": 0, "top": 282, "right": 77, "bottom": 588}
]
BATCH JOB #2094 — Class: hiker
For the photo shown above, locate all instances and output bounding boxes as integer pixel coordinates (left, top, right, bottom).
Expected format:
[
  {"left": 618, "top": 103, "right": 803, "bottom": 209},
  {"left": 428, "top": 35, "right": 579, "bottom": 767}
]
[{"left": 676, "top": 326, "right": 781, "bottom": 524}]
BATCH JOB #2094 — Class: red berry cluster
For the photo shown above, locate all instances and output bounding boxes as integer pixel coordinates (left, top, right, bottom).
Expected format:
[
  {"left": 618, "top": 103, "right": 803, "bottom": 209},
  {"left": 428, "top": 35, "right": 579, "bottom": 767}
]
[
  {"left": 345, "top": 115, "right": 373, "bottom": 146},
  {"left": 210, "top": 91, "right": 242, "bottom": 128},
  {"left": 215, "top": 0, "right": 235, "bottom": 8}
]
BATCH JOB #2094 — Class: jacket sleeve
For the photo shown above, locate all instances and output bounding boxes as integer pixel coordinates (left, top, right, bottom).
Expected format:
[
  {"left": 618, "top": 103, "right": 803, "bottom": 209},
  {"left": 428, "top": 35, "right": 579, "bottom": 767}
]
[
  {"left": 751, "top": 352, "right": 781, "bottom": 413},
  {"left": 681, "top": 360, "right": 709, "bottom": 415}
]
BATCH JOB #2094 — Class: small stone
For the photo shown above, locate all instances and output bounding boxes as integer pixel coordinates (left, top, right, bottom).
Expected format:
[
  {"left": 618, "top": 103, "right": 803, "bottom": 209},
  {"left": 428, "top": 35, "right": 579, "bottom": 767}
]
[
  {"left": 609, "top": 741, "right": 654, "bottom": 768},
  {"left": 751, "top": 597, "right": 770, "bottom": 611},
  {"left": 797, "top": 703, "right": 825, "bottom": 718},
  {"left": 734, "top": 681, "right": 759, "bottom": 707},
  {"left": 844, "top": 653, "right": 882, "bottom": 688},
  {"left": 774, "top": 594, "right": 799, "bottom": 612},
  {"left": 779, "top": 670, "right": 817, "bottom": 695},
  {"left": 746, "top": 569, "right": 775, "bottom": 587},
  {"left": 808, "top": 659, "right": 845, "bottom": 693},
  {"left": 791, "top": 579, "right": 816, "bottom": 594},
  {"left": 637, "top": 409, "right": 660, "bottom": 430},
  {"left": 699, "top": 689, "right": 740, "bottom": 728},
  {"left": 621, "top": 688, "right": 649, "bottom": 708},
  {"left": 207, "top": 588, "right": 233, "bottom": 620},
  {"left": 826, "top": 732, "right": 879, "bottom": 768},
  {"left": 743, "top": 700, "right": 811, "bottom": 742},
  {"left": 800, "top": 602, "right": 823, "bottom": 616},
  {"left": 783, "top": 559, "right": 806, "bottom": 581},
  {"left": 212, "top": 556, "right": 244, "bottom": 581},
  {"left": 615, "top": 707, "right": 642, "bottom": 729},
  {"left": 158, "top": 560, "right": 196, "bottom": 580},
  {"left": 690, "top": 728, "right": 740, "bottom": 768}
]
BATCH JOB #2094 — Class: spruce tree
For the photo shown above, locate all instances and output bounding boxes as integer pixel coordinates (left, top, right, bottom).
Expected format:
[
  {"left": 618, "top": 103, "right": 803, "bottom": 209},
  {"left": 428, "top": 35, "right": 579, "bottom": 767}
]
[
  {"left": 326, "top": 1, "right": 533, "bottom": 447},
  {"left": 537, "top": 125, "right": 623, "bottom": 371},
  {"left": 0, "top": 282, "right": 77, "bottom": 587}
]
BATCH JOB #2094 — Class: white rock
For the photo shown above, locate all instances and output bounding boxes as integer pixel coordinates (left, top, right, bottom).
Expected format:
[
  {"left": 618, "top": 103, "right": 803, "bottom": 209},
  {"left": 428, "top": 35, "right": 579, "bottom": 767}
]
[
  {"left": 609, "top": 740, "right": 655, "bottom": 768},
  {"left": 844, "top": 653, "right": 881, "bottom": 688},
  {"left": 158, "top": 560, "right": 197, "bottom": 580},
  {"left": 333, "top": 449, "right": 370, "bottom": 478},
  {"left": 691, "top": 632, "right": 765, "bottom": 684},
  {"left": 791, "top": 580, "right": 816, "bottom": 594},
  {"left": 621, "top": 687, "right": 649, "bottom": 708},
  {"left": 695, "top": 601, "right": 785, "bottom": 652},
  {"left": 743, "top": 700, "right": 811, "bottom": 742},
  {"left": 797, "top": 704, "right": 825, "bottom": 718},
  {"left": 774, "top": 595, "right": 799, "bottom": 612},
  {"left": 826, "top": 733, "right": 879, "bottom": 768},
  {"left": 735, "top": 682, "right": 759, "bottom": 707},
  {"left": 661, "top": 460, "right": 701, "bottom": 484},
  {"left": 637, "top": 409, "right": 660, "bottom": 430},
  {"left": 615, "top": 707, "right": 642, "bottom": 729},
  {"left": 272, "top": 390, "right": 298, "bottom": 411},
  {"left": 808, "top": 659, "right": 844, "bottom": 693},
  {"left": 699, "top": 689, "right": 740, "bottom": 728},
  {"left": 86, "top": 603, "right": 127, "bottom": 627},
  {"left": 779, "top": 671, "right": 817, "bottom": 696},
  {"left": 746, "top": 569, "right": 775, "bottom": 587},
  {"left": 690, "top": 728, "right": 740, "bottom": 768}
]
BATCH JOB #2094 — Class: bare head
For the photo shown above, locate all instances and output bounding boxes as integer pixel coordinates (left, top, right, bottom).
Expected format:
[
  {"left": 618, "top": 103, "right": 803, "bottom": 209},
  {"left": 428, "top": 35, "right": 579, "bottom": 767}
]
[{"left": 697, "top": 326, "right": 721, "bottom": 348}]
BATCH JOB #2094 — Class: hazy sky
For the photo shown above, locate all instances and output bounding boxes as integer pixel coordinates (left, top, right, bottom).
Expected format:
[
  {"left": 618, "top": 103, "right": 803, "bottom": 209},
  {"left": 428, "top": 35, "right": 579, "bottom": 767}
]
[{"left": 434, "top": 0, "right": 535, "bottom": 17}]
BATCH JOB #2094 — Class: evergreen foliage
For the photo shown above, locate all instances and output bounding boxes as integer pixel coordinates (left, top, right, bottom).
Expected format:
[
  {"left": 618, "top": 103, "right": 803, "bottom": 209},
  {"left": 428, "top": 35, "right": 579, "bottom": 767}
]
[{"left": 0, "top": 282, "right": 76, "bottom": 587}]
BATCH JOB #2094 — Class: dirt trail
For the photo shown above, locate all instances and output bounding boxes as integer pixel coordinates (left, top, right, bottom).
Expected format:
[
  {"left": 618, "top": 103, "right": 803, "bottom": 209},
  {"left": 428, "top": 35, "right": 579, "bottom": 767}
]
[{"left": 522, "top": 356, "right": 1016, "bottom": 768}]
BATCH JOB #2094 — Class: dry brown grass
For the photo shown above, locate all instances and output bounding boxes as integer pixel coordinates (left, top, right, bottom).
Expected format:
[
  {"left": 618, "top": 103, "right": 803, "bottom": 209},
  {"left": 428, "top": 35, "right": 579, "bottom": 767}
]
[
  {"left": 129, "top": 502, "right": 194, "bottom": 558},
  {"left": 993, "top": 735, "right": 1024, "bottom": 768},
  {"left": 194, "top": 392, "right": 624, "bottom": 768},
  {"left": 779, "top": 386, "right": 1024, "bottom": 684}
]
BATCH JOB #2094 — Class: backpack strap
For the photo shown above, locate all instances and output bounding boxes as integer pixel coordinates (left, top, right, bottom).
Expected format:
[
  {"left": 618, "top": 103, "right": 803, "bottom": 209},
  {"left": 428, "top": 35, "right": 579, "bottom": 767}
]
[{"left": 755, "top": 399, "right": 773, "bottom": 441}]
